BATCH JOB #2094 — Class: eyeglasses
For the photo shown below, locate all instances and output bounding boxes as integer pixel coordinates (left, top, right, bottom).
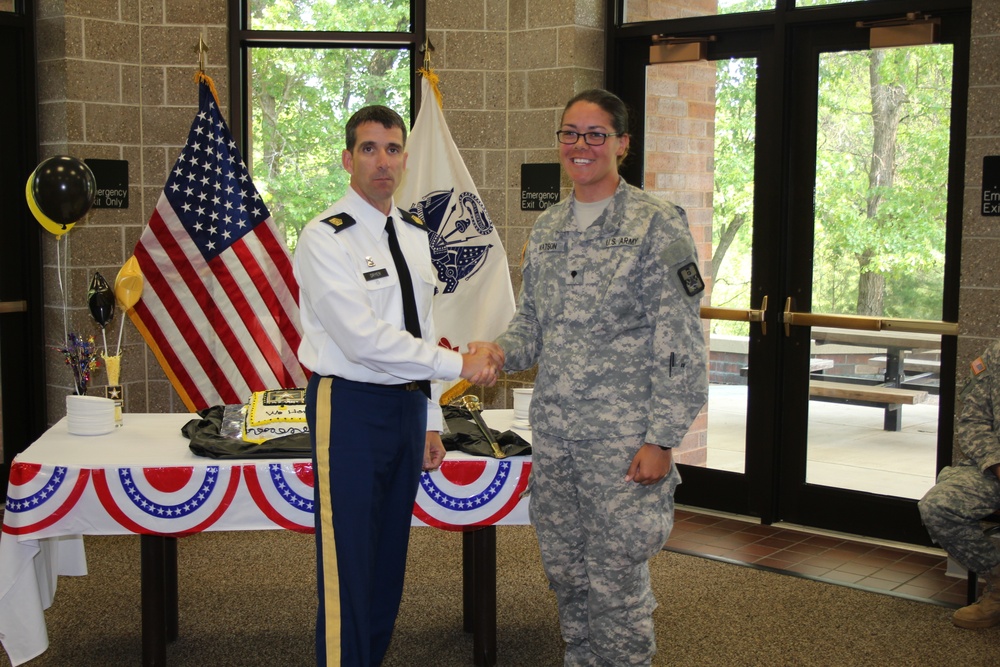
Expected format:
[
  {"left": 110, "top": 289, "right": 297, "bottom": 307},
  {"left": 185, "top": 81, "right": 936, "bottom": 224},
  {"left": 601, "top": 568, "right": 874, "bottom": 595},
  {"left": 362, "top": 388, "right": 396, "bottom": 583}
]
[{"left": 555, "top": 131, "right": 622, "bottom": 146}]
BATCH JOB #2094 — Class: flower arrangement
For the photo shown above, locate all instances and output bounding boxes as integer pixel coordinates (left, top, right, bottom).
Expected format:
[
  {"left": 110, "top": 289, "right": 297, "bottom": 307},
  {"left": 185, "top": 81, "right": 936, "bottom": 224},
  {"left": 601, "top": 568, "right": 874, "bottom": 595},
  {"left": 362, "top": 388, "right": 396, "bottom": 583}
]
[{"left": 57, "top": 332, "right": 101, "bottom": 395}]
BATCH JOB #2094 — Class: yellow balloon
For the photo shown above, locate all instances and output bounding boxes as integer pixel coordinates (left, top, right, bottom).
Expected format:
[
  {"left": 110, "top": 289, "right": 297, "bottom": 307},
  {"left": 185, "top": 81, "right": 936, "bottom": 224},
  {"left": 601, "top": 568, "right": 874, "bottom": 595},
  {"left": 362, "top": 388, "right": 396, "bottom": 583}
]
[
  {"left": 26, "top": 171, "right": 76, "bottom": 237},
  {"left": 114, "top": 256, "right": 144, "bottom": 311}
]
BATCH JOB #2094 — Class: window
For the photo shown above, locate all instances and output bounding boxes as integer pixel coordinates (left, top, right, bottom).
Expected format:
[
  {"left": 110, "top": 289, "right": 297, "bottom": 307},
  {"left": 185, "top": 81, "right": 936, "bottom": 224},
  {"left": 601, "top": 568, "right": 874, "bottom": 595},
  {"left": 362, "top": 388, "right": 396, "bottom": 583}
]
[{"left": 232, "top": 0, "right": 424, "bottom": 249}]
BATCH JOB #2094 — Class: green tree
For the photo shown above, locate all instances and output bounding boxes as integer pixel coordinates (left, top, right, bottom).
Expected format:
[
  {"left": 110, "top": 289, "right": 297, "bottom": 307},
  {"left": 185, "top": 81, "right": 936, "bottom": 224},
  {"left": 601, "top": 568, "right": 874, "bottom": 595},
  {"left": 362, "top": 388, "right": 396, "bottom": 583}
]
[
  {"left": 710, "top": 40, "right": 952, "bottom": 333},
  {"left": 813, "top": 45, "right": 952, "bottom": 319},
  {"left": 711, "top": 57, "right": 756, "bottom": 298}
]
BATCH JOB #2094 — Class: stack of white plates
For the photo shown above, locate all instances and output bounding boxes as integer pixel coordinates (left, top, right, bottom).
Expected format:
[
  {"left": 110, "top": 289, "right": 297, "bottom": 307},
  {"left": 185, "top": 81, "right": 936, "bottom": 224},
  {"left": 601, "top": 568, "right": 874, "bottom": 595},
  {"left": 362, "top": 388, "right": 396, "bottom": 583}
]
[{"left": 66, "top": 394, "right": 116, "bottom": 436}]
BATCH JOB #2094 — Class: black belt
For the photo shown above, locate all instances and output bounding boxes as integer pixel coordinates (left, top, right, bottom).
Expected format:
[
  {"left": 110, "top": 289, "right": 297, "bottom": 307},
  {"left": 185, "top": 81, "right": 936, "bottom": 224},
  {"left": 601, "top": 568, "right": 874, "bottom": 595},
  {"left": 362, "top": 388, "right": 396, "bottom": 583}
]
[
  {"left": 332, "top": 376, "right": 426, "bottom": 394},
  {"left": 391, "top": 381, "right": 423, "bottom": 392}
]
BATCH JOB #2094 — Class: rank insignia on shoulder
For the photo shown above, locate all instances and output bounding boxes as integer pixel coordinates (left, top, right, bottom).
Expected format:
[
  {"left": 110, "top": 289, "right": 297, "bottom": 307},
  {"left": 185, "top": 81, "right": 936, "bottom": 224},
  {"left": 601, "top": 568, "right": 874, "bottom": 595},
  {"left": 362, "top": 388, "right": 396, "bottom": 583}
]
[
  {"left": 321, "top": 213, "right": 356, "bottom": 233},
  {"left": 397, "top": 208, "right": 427, "bottom": 230},
  {"left": 972, "top": 356, "right": 987, "bottom": 376},
  {"left": 677, "top": 261, "right": 705, "bottom": 297}
]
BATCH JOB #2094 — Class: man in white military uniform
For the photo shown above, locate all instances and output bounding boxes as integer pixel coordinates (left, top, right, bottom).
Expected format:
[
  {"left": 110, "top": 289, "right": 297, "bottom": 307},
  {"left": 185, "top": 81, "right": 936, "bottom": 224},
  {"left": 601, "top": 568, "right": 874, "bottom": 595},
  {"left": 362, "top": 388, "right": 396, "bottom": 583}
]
[{"left": 294, "top": 105, "right": 502, "bottom": 666}]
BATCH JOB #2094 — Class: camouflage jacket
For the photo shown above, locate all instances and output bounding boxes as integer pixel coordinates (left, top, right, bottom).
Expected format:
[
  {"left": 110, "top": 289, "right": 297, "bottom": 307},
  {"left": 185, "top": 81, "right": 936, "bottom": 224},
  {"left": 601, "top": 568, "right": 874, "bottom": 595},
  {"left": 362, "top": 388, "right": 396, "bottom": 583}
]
[
  {"left": 496, "top": 179, "right": 708, "bottom": 446},
  {"left": 957, "top": 341, "right": 1000, "bottom": 472}
]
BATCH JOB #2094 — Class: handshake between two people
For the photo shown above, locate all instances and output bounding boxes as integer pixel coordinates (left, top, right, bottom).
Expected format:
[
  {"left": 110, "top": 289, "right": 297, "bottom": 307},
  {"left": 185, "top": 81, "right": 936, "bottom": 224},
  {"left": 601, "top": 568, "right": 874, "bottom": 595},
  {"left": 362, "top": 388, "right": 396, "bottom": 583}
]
[{"left": 460, "top": 342, "right": 506, "bottom": 387}]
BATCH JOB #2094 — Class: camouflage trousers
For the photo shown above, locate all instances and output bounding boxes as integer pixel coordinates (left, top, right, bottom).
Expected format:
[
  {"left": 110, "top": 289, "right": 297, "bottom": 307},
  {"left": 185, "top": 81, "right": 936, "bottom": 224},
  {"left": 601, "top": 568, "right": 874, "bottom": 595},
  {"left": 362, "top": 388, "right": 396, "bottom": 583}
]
[
  {"left": 528, "top": 431, "right": 681, "bottom": 667},
  {"left": 918, "top": 461, "right": 1000, "bottom": 574}
]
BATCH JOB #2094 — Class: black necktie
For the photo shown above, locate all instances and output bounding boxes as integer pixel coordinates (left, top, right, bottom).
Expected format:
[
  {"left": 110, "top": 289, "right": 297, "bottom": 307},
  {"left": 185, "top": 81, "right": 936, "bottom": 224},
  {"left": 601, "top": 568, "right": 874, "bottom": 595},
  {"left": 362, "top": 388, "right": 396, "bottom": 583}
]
[{"left": 385, "top": 217, "right": 431, "bottom": 399}]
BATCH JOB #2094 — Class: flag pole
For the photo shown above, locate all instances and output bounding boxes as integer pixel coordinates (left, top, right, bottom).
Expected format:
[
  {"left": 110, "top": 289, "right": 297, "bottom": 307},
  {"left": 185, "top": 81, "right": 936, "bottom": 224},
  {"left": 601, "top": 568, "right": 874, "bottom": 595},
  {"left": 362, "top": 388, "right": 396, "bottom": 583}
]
[{"left": 418, "top": 40, "right": 443, "bottom": 109}]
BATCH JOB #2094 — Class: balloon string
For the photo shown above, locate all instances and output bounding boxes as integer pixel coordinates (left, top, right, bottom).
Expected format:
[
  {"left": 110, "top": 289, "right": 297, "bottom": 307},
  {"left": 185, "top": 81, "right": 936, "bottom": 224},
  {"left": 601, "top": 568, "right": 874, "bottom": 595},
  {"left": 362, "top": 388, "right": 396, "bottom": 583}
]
[
  {"left": 56, "top": 236, "right": 68, "bottom": 345},
  {"left": 102, "top": 328, "right": 108, "bottom": 357},
  {"left": 116, "top": 312, "right": 125, "bottom": 356},
  {"left": 60, "top": 236, "right": 81, "bottom": 395}
]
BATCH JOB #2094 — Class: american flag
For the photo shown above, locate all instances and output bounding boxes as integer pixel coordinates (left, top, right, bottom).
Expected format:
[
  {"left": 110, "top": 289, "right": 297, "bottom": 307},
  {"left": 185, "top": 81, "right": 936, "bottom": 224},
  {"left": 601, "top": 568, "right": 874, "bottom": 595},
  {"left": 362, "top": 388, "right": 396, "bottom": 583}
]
[{"left": 129, "top": 77, "right": 308, "bottom": 412}]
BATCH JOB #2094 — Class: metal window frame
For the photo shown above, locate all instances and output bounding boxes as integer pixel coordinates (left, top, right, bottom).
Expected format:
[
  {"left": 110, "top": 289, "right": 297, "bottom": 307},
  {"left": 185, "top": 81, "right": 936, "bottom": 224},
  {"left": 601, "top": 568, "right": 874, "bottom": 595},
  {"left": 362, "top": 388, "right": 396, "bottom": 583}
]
[{"left": 228, "top": 1, "right": 426, "bottom": 156}]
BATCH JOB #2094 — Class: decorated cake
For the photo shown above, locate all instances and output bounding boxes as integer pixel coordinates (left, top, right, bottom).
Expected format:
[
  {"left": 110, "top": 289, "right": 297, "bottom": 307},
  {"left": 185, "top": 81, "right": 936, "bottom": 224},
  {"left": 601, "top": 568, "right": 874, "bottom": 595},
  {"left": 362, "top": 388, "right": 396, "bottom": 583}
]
[{"left": 242, "top": 388, "right": 309, "bottom": 443}]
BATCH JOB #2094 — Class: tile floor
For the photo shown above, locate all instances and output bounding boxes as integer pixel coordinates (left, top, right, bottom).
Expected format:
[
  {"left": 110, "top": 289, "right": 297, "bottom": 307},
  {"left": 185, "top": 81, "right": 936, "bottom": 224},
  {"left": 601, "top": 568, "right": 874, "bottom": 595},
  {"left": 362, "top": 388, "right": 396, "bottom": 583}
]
[
  {"left": 690, "top": 383, "right": 969, "bottom": 607},
  {"left": 666, "top": 507, "right": 969, "bottom": 608}
]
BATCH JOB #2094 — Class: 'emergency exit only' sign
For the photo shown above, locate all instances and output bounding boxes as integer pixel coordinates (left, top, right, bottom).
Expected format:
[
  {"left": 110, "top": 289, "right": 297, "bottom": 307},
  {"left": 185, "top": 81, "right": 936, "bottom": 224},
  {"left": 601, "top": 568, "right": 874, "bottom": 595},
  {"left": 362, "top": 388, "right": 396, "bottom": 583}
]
[{"left": 983, "top": 156, "right": 1000, "bottom": 216}]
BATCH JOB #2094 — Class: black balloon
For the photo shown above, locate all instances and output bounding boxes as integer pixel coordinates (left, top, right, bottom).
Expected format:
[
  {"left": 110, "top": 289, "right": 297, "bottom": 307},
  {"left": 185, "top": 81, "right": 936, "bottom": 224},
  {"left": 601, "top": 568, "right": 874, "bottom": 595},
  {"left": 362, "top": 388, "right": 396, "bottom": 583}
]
[
  {"left": 31, "top": 156, "right": 97, "bottom": 226},
  {"left": 87, "top": 272, "right": 116, "bottom": 328}
]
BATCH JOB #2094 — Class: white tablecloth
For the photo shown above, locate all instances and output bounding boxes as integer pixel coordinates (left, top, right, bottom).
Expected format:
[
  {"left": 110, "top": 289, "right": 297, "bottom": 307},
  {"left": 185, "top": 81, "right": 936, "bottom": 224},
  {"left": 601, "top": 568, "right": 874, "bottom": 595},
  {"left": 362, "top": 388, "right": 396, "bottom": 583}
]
[{"left": 0, "top": 409, "right": 530, "bottom": 665}]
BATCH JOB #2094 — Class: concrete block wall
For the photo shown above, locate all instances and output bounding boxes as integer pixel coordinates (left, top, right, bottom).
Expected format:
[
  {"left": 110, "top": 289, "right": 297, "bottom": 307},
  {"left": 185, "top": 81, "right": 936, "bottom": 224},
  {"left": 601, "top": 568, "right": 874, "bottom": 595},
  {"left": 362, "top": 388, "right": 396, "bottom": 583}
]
[{"left": 960, "top": 2, "right": 1000, "bottom": 374}]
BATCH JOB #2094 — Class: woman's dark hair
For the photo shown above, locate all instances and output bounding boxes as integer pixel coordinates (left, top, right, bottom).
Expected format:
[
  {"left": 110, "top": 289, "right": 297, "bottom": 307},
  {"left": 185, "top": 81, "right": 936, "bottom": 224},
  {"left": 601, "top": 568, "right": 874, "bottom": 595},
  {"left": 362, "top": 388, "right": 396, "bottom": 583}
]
[
  {"left": 562, "top": 89, "right": 630, "bottom": 136},
  {"left": 562, "top": 89, "right": 630, "bottom": 165}
]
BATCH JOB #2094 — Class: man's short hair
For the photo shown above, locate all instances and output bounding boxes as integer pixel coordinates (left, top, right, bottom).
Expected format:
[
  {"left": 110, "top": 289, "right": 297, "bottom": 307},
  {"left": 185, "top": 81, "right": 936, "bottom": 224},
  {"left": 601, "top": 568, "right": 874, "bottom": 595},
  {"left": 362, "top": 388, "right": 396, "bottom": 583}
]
[{"left": 345, "top": 106, "right": 407, "bottom": 151}]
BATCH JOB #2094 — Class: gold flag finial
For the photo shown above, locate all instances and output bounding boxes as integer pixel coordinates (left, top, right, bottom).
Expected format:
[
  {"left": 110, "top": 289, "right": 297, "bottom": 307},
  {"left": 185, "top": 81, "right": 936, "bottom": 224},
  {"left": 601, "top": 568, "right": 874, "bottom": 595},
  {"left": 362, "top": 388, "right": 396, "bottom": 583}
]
[
  {"left": 420, "top": 37, "right": 435, "bottom": 71},
  {"left": 197, "top": 35, "right": 209, "bottom": 72}
]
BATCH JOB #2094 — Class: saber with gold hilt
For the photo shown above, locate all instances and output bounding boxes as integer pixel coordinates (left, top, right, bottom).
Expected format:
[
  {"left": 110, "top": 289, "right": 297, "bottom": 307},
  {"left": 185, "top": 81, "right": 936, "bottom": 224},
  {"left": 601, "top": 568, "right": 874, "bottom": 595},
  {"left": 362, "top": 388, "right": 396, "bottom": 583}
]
[{"left": 458, "top": 395, "right": 506, "bottom": 459}]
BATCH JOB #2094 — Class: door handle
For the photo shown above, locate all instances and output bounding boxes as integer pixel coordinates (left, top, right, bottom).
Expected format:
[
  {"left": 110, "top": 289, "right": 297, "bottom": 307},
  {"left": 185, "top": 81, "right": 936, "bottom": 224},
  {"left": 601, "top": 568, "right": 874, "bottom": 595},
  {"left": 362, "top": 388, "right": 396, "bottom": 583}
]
[
  {"left": 700, "top": 295, "right": 768, "bottom": 335},
  {"left": 782, "top": 297, "right": 958, "bottom": 336},
  {"left": 0, "top": 300, "right": 28, "bottom": 314}
]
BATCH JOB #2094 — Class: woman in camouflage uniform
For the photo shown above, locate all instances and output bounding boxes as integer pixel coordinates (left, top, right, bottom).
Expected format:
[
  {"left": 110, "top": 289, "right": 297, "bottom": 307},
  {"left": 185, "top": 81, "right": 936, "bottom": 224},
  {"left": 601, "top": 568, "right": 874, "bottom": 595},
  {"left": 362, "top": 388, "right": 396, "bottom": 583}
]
[{"left": 495, "top": 89, "right": 708, "bottom": 666}]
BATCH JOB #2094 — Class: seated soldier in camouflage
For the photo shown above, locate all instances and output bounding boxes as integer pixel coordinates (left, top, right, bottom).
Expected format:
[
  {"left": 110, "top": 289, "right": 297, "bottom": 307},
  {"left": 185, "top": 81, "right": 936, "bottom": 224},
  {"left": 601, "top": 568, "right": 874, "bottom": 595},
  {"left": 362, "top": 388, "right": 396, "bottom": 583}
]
[{"left": 919, "top": 341, "right": 1000, "bottom": 629}]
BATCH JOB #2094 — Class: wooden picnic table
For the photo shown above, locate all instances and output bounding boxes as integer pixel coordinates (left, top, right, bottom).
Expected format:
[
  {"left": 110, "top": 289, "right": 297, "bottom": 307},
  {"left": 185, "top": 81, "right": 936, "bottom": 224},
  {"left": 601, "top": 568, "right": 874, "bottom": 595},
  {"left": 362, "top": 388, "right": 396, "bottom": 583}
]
[{"left": 810, "top": 327, "right": 941, "bottom": 431}]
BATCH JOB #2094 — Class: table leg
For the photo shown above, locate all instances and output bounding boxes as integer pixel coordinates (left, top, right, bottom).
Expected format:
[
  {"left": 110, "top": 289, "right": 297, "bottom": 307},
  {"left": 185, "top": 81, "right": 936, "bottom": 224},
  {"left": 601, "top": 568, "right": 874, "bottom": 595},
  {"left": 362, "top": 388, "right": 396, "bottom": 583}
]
[
  {"left": 140, "top": 535, "right": 167, "bottom": 666},
  {"left": 140, "top": 535, "right": 180, "bottom": 665},
  {"left": 462, "top": 530, "right": 474, "bottom": 633},
  {"left": 883, "top": 349, "right": 904, "bottom": 431},
  {"left": 462, "top": 526, "right": 497, "bottom": 667},
  {"left": 883, "top": 405, "right": 902, "bottom": 432},
  {"left": 165, "top": 537, "right": 178, "bottom": 641}
]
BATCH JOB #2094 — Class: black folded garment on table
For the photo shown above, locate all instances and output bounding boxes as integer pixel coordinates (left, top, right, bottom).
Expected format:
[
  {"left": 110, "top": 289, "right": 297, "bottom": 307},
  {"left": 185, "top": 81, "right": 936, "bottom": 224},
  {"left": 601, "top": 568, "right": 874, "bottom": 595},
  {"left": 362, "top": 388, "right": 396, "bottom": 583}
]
[
  {"left": 442, "top": 404, "right": 531, "bottom": 458},
  {"left": 184, "top": 405, "right": 311, "bottom": 459},
  {"left": 186, "top": 404, "right": 528, "bottom": 460}
]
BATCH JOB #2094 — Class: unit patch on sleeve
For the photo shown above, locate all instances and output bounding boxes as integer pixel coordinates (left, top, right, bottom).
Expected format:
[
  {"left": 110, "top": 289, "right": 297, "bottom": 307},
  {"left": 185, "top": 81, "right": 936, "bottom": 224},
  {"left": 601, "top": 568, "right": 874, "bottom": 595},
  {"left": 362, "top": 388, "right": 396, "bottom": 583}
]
[
  {"left": 677, "top": 262, "right": 705, "bottom": 297},
  {"left": 961, "top": 355, "right": 990, "bottom": 399}
]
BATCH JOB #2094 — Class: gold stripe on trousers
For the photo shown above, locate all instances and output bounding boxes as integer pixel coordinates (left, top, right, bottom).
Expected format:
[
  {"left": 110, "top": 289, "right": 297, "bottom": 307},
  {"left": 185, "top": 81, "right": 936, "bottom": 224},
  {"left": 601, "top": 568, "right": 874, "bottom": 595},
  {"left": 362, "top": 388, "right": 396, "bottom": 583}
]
[{"left": 316, "top": 376, "right": 341, "bottom": 665}]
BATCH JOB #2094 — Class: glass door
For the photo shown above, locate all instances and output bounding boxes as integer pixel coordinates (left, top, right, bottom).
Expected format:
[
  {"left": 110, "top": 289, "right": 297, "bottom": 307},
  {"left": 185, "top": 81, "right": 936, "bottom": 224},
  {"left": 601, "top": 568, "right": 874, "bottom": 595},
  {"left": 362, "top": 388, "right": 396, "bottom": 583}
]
[
  {"left": 616, "top": 23, "right": 782, "bottom": 516},
  {"left": 795, "top": 42, "right": 955, "bottom": 497},
  {"left": 611, "top": 1, "right": 970, "bottom": 543},
  {"left": 778, "top": 18, "right": 966, "bottom": 541}
]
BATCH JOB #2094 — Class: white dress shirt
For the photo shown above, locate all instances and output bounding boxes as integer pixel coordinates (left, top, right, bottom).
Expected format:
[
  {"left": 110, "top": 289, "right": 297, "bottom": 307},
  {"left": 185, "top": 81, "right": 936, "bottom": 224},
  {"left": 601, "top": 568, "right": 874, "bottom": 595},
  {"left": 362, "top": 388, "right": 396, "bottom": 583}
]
[{"left": 294, "top": 186, "right": 463, "bottom": 431}]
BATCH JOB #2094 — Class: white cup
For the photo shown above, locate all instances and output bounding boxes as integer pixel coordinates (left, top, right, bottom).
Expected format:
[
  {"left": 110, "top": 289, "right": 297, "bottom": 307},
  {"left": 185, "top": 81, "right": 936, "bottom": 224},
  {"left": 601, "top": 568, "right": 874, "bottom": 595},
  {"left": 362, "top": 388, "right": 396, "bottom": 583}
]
[{"left": 512, "top": 388, "right": 533, "bottom": 427}]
